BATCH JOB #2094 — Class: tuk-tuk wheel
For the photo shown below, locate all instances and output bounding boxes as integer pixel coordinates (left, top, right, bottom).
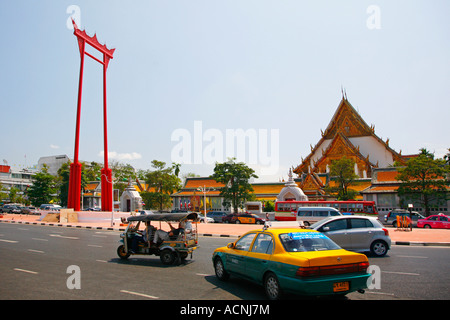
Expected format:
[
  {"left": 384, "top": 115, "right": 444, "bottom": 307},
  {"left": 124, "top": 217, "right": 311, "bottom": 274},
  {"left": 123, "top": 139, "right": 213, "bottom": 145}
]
[
  {"left": 117, "top": 245, "right": 130, "bottom": 260},
  {"left": 160, "top": 249, "right": 176, "bottom": 265}
]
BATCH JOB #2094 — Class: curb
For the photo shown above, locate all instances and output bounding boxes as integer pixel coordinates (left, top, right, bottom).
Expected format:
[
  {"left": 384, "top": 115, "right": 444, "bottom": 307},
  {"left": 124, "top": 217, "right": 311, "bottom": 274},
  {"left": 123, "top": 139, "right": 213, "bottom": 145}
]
[{"left": 393, "top": 240, "right": 450, "bottom": 247}]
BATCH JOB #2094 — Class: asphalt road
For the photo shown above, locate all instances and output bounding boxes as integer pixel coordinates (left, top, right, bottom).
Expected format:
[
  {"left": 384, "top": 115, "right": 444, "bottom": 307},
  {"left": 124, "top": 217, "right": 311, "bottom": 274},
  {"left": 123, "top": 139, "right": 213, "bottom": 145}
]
[{"left": 1, "top": 223, "right": 449, "bottom": 300}]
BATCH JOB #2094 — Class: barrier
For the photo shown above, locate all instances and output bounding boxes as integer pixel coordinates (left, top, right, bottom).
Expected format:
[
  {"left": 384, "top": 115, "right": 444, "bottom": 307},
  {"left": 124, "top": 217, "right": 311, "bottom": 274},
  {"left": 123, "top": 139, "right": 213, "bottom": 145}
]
[{"left": 396, "top": 215, "right": 412, "bottom": 231}]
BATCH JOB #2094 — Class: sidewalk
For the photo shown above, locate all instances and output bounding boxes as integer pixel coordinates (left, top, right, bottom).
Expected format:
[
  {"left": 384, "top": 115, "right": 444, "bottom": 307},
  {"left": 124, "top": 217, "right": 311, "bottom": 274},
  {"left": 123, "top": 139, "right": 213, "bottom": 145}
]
[{"left": 1, "top": 213, "right": 449, "bottom": 247}]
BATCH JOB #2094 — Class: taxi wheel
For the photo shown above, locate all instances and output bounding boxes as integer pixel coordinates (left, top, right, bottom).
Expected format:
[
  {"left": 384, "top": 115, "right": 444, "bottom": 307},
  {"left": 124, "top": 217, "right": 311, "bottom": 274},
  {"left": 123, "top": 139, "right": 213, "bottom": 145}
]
[
  {"left": 235, "top": 220, "right": 241, "bottom": 224},
  {"left": 214, "top": 257, "right": 230, "bottom": 281},
  {"left": 264, "top": 272, "right": 282, "bottom": 300},
  {"left": 160, "top": 249, "right": 176, "bottom": 265},
  {"left": 117, "top": 245, "right": 130, "bottom": 260}
]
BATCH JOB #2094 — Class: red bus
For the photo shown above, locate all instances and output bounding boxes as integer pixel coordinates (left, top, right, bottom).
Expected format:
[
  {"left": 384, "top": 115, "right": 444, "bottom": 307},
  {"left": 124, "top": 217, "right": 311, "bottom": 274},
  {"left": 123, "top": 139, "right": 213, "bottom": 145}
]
[{"left": 274, "top": 200, "right": 378, "bottom": 221}]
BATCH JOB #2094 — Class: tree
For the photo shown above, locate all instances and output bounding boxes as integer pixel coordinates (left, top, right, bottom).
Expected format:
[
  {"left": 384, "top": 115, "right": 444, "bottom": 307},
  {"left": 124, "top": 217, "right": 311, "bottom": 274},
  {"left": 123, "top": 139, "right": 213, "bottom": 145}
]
[
  {"left": 27, "top": 165, "right": 57, "bottom": 207},
  {"left": 396, "top": 149, "right": 450, "bottom": 216},
  {"left": 210, "top": 158, "right": 258, "bottom": 213},
  {"left": 325, "top": 157, "right": 359, "bottom": 200},
  {"left": 144, "top": 160, "right": 181, "bottom": 211},
  {"left": 56, "top": 161, "right": 71, "bottom": 207}
]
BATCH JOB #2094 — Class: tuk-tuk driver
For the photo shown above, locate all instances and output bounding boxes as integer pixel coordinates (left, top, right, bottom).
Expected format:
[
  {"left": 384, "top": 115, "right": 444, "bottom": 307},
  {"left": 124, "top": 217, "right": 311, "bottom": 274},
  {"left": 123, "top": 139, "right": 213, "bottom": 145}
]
[{"left": 130, "top": 221, "right": 154, "bottom": 253}]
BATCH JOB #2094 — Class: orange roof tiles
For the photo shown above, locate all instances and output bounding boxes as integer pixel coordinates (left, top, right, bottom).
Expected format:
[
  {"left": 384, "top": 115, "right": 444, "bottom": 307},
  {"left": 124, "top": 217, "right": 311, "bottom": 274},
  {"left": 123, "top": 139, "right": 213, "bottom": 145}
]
[{"left": 376, "top": 170, "right": 399, "bottom": 182}]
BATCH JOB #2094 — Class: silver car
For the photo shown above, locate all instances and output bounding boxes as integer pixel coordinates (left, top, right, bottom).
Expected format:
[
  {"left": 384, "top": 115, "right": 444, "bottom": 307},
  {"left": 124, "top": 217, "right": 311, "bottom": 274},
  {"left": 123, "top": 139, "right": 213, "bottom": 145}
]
[{"left": 310, "top": 216, "right": 391, "bottom": 257}]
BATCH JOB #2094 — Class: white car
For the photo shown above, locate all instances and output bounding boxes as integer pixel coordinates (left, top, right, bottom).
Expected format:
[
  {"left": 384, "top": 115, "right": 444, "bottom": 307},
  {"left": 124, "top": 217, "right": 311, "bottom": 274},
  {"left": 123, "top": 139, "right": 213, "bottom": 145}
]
[
  {"left": 198, "top": 214, "right": 214, "bottom": 223},
  {"left": 310, "top": 216, "right": 391, "bottom": 257}
]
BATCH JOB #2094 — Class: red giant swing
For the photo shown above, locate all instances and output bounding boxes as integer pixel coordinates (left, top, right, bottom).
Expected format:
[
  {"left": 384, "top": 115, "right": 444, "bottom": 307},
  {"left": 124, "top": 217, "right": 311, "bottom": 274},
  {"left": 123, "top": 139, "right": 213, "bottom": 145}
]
[{"left": 67, "top": 19, "right": 115, "bottom": 212}]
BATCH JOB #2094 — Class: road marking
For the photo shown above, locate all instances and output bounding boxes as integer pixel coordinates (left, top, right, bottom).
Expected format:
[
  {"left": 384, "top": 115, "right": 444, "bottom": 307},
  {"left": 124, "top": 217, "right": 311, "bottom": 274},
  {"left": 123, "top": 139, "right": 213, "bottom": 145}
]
[
  {"left": 17, "top": 228, "right": 29, "bottom": 230},
  {"left": 28, "top": 249, "right": 45, "bottom": 253},
  {"left": 49, "top": 234, "right": 79, "bottom": 240},
  {"left": 14, "top": 268, "right": 38, "bottom": 275},
  {"left": 88, "top": 244, "right": 103, "bottom": 248},
  {"left": 120, "top": 290, "right": 159, "bottom": 299},
  {"left": 32, "top": 238, "right": 48, "bottom": 241},
  {"left": 92, "top": 235, "right": 107, "bottom": 238},
  {"left": 382, "top": 271, "right": 420, "bottom": 276},
  {"left": 396, "top": 255, "right": 427, "bottom": 259},
  {"left": 196, "top": 273, "right": 213, "bottom": 277},
  {"left": 96, "top": 260, "right": 108, "bottom": 263},
  {"left": 365, "top": 291, "right": 395, "bottom": 296},
  {"left": 0, "top": 239, "right": 18, "bottom": 243}
]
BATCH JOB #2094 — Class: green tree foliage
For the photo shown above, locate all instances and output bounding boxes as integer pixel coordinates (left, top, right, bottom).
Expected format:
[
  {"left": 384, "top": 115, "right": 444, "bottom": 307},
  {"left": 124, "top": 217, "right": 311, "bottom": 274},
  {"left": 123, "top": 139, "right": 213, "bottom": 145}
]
[
  {"left": 144, "top": 160, "right": 181, "bottom": 211},
  {"left": 27, "top": 165, "right": 57, "bottom": 207},
  {"left": 210, "top": 158, "right": 258, "bottom": 213},
  {"left": 396, "top": 148, "right": 450, "bottom": 216},
  {"left": 325, "top": 157, "right": 359, "bottom": 200}
]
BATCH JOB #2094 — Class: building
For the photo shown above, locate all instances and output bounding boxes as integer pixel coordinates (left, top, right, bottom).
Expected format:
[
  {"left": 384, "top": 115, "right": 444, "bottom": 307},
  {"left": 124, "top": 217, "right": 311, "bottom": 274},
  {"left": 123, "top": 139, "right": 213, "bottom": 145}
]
[
  {"left": 38, "top": 155, "right": 70, "bottom": 176},
  {"left": 293, "top": 96, "right": 409, "bottom": 199},
  {"left": 0, "top": 165, "right": 36, "bottom": 202}
]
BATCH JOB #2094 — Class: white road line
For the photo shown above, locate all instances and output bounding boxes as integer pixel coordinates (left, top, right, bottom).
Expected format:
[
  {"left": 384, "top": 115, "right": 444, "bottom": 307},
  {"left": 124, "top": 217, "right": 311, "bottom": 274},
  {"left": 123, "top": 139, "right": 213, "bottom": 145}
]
[
  {"left": 49, "top": 234, "right": 79, "bottom": 240},
  {"left": 382, "top": 271, "right": 420, "bottom": 276},
  {"left": 92, "top": 235, "right": 107, "bottom": 238},
  {"left": 32, "top": 238, "right": 48, "bottom": 241},
  {"left": 120, "top": 290, "right": 159, "bottom": 299},
  {"left": 14, "top": 268, "right": 38, "bottom": 275},
  {"left": 396, "top": 255, "right": 428, "bottom": 259},
  {"left": 196, "top": 273, "right": 213, "bottom": 277},
  {"left": 0, "top": 239, "right": 18, "bottom": 243},
  {"left": 88, "top": 244, "right": 103, "bottom": 248},
  {"left": 96, "top": 260, "right": 108, "bottom": 263},
  {"left": 365, "top": 291, "right": 395, "bottom": 296},
  {"left": 28, "top": 249, "right": 45, "bottom": 253}
]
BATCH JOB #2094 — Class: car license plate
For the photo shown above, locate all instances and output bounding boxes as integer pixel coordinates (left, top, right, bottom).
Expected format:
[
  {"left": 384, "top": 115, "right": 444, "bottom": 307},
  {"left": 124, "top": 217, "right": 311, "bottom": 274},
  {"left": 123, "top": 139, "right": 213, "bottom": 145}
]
[{"left": 333, "top": 281, "right": 349, "bottom": 292}]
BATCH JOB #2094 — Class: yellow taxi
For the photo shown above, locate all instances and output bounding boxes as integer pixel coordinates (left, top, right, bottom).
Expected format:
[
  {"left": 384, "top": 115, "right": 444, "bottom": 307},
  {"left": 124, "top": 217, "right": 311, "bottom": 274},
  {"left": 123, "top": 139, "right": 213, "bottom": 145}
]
[{"left": 212, "top": 227, "right": 370, "bottom": 299}]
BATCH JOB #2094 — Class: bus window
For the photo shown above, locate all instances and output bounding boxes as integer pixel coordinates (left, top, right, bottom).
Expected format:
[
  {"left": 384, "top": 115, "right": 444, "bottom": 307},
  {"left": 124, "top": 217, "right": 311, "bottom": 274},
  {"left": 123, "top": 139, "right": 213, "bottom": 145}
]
[
  {"left": 340, "top": 204, "right": 348, "bottom": 212},
  {"left": 364, "top": 205, "right": 374, "bottom": 214},
  {"left": 356, "top": 203, "right": 363, "bottom": 213}
]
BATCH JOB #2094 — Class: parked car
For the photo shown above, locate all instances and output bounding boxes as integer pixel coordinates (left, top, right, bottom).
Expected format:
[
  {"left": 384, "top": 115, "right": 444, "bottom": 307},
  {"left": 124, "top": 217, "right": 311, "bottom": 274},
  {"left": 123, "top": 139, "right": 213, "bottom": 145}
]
[
  {"left": 310, "top": 216, "right": 391, "bottom": 257},
  {"left": 0, "top": 204, "right": 22, "bottom": 214},
  {"left": 198, "top": 213, "right": 214, "bottom": 223},
  {"left": 223, "top": 213, "right": 265, "bottom": 224},
  {"left": 296, "top": 207, "right": 342, "bottom": 226},
  {"left": 207, "top": 211, "right": 228, "bottom": 223},
  {"left": 39, "top": 204, "right": 62, "bottom": 211},
  {"left": 384, "top": 209, "right": 425, "bottom": 227},
  {"left": 20, "top": 206, "right": 38, "bottom": 215},
  {"left": 212, "top": 228, "right": 370, "bottom": 299},
  {"left": 417, "top": 214, "right": 450, "bottom": 229}
]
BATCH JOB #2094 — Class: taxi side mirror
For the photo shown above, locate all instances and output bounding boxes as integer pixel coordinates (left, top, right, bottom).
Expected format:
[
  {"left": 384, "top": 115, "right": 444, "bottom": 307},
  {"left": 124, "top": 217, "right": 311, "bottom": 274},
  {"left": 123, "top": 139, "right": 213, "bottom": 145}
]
[
  {"left": 227, "top": 242, "right": 235, "bottom": 249},
  {"left": 322, "top": 226, "right": 330, "bottom": 232}
]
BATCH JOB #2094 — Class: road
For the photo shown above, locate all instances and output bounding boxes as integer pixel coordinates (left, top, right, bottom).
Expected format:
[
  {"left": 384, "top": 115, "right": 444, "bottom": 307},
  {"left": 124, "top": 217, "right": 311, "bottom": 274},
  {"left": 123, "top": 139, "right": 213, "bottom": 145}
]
[{"left": 0, "top": 222, "right": 449, "bottom": 300}]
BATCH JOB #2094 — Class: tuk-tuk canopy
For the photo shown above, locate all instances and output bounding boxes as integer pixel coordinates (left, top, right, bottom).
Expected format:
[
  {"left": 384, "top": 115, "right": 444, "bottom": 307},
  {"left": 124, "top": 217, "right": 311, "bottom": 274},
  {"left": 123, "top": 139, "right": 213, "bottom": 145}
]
[{"left": 127, "top": 212, "right": 198, "bottom": 222}]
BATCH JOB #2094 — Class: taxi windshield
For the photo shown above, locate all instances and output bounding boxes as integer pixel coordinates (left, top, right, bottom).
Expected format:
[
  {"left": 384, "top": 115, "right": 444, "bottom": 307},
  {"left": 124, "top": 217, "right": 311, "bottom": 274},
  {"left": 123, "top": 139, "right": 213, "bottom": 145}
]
[{"left": 279, "top": 232, "right": 341, "bottom": 252}]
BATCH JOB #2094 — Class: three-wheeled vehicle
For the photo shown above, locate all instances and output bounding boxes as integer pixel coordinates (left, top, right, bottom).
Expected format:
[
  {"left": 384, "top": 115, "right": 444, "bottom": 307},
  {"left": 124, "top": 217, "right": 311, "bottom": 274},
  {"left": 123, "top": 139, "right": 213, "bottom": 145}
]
[{"left": 117, "top": 212, "right": 199, "bottom": 265}]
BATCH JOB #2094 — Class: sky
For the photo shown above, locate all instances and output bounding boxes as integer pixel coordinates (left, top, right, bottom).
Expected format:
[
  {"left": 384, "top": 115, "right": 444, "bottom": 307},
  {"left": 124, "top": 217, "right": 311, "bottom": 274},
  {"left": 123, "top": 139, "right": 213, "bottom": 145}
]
[{"left": 0, "top": 0, "right": 449, "bottom": 182}]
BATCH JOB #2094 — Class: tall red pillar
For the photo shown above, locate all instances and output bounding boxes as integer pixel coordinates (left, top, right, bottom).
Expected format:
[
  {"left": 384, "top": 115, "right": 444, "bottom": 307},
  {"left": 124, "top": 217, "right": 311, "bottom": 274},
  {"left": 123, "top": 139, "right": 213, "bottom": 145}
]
[{"left": 68, "top": 19, "right": 115, "bottom": 212}]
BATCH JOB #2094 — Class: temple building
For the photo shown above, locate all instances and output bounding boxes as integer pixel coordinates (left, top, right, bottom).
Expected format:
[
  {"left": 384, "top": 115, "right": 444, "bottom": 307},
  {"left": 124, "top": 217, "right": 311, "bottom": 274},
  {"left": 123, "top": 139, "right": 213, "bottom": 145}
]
[{"left": 293, "top": 96, "right": 408, "bottom": 200}]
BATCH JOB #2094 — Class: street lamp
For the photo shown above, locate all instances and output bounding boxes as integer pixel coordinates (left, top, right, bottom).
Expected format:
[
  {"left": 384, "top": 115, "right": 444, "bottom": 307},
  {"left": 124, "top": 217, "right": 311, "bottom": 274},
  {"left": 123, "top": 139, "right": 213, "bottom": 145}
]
[{"left": 197, "top": 185, "right": 214, "bottom": 223}]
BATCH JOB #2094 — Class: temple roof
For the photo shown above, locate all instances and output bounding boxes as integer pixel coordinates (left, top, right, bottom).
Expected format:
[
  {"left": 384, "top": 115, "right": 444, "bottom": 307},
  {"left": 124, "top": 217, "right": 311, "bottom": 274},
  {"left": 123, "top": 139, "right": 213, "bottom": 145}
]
[{"left": 294, "top": 96, "right": 406, "bottom": 175}]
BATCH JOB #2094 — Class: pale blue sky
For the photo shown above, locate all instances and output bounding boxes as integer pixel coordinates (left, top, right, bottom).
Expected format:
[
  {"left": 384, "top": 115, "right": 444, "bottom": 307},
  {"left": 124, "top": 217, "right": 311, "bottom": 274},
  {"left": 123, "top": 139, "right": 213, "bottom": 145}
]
[{"left": 0, "top": 1, "right": 449, "bottom": 181}]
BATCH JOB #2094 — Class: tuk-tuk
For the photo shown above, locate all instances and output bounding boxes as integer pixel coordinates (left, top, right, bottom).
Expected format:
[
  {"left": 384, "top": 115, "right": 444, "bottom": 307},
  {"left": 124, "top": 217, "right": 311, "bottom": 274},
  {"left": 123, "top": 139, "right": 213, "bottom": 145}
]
[{"left": 117, "top": 212, "right": 199, "bottom": 265}]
